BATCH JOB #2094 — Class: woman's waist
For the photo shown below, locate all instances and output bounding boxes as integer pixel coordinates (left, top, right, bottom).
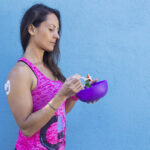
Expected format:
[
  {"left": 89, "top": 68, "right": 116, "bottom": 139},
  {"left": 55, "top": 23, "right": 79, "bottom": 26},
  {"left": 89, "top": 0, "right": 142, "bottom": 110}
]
[
  {"left": 16, "top": 114, "right": 66, "bottom": 142},
  {"left": 16, "top": 124, "right": 66, "bottom": 149}
]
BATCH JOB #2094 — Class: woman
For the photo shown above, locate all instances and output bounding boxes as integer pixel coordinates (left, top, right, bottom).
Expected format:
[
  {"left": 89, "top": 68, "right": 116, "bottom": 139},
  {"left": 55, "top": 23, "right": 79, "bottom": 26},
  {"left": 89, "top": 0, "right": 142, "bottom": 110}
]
[{"left": 4, "top": 4, "right": 98, "bottom": 150}]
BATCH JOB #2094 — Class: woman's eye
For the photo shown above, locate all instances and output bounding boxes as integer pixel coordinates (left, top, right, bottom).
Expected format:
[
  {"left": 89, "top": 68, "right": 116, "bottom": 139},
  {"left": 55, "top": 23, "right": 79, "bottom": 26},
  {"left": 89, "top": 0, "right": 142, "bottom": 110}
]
[{"left": 49, "top": 29, "right": 53, "bottom": 31}]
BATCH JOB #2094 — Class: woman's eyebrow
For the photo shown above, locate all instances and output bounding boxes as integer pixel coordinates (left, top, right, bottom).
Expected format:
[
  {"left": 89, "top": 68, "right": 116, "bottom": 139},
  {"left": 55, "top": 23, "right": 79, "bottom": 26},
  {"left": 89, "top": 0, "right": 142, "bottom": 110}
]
[{"left": 48, "top": 24, "right": 59, "bottom": 30}]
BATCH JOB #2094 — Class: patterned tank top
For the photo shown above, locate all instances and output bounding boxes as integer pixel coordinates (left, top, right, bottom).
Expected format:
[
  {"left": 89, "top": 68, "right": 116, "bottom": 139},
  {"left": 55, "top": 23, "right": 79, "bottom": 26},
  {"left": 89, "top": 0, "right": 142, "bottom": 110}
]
[{"left": 15, "top": 57, "right": 67, "bottom": 150}]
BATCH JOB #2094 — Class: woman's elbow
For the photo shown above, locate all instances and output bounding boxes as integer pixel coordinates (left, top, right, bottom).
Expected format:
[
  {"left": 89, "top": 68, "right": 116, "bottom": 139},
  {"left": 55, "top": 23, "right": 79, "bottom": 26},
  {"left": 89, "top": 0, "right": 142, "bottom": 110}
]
[{"left": 20, "top": 128, "right": 34, "bottom": 137}]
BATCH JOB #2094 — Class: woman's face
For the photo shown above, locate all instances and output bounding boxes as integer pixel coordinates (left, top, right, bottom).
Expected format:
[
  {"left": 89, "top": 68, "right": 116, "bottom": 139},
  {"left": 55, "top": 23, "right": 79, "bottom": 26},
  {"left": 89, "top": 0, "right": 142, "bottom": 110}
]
[{"left": 32, "top": 13, "right": 60, "bottom": 52}]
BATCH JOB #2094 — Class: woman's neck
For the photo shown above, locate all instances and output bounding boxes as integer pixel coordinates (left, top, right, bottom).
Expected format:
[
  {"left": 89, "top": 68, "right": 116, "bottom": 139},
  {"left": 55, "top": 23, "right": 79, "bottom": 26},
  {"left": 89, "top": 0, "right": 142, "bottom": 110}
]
[{"left": 24, "top": 42, "right": 44, "bottom": 63}]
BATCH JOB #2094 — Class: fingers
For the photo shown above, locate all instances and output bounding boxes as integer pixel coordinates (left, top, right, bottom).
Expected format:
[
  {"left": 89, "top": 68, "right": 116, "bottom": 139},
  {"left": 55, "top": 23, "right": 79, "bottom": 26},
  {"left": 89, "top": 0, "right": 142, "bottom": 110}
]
[
  {"left": 75, "top": 83, "right": 84, "bottom": 92},
  {"left": 68, "top": 74, "right": 81, "bottom": 83},
  {"left": 67, "top": 73, "right": 81, "bottom": 80},
  {"left": 65, "top": 74, "right": 83, "bottom": 96},
  {"left": 87, "top": 100, "right": 99, "bottom": 104},
  {"left": 66, "top": 74, "right": 99, "bottom": 99},
  {"left": 72, "top": 74, "right": 81, "bottom": 80},
  {"left": 66, "top": 83, "right": 83, "bottom": 97},
  {"left": 71, "top": 80, "right": 84, "bottom": 92},
  {"left": 59, "top": 74, "right": 83, "bottom": 98}
]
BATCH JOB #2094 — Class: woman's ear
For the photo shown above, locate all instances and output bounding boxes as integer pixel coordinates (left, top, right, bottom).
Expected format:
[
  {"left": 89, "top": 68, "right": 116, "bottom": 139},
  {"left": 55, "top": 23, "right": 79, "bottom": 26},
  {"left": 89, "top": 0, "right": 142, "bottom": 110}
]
[{"left": 27, "top": 24, "right": 37, "bottom": 35}]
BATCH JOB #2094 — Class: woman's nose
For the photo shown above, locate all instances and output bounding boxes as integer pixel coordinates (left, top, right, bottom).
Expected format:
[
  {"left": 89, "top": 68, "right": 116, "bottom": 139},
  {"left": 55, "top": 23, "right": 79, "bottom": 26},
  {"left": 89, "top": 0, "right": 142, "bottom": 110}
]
[{"left": 53, "top": 31, "right": 60, "bottom": 39}]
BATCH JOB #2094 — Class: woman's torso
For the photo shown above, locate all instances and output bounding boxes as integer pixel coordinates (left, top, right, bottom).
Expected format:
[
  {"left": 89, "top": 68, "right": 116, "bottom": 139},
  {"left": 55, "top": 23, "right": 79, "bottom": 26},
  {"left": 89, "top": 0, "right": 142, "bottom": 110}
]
[{"left": 15, "top": 57, "right": 66, "bottom": 150}]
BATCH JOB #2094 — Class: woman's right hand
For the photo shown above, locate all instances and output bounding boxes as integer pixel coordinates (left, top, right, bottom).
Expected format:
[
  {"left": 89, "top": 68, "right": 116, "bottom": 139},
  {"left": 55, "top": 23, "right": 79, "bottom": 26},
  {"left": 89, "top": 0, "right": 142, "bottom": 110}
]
[{"left": 57, "top": 74, "right": 84, "bottom": 99}]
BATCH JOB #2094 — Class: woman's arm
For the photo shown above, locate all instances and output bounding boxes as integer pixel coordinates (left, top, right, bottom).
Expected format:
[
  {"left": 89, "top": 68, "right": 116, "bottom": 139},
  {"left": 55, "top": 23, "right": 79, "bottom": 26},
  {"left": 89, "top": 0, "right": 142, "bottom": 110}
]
[
  {"left": 65, "top": 97, "right": 78, "bottom": 114},
  {"left": 6, "top": 64, "right": 66, "bottom": 137},
  {"left": 65, "top": 77, "right": 99, "bottom": 112}
]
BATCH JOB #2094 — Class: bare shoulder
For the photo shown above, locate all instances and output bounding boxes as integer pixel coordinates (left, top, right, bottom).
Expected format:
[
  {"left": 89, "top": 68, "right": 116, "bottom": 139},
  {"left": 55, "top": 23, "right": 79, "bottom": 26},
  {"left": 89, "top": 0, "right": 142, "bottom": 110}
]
[
  {"left": 8, "top": 61, "right": 30, "bottom": 76},
  {"left": 7, "top": 61, "right": 33, "bottom": 89}
]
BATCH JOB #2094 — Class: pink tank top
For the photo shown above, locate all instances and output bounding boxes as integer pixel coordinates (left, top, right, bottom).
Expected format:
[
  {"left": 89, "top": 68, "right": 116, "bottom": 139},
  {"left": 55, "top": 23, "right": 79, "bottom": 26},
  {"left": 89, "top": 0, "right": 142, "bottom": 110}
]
[{"left": 15, "top": 57, "right": 67, "bottom": 150}]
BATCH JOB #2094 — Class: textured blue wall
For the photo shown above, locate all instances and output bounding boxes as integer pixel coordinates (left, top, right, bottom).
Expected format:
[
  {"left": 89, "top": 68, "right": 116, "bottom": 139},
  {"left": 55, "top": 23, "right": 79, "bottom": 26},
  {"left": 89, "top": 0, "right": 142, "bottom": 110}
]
[{"left": 1, "top": 0, "right": 150, "bottom": 149}]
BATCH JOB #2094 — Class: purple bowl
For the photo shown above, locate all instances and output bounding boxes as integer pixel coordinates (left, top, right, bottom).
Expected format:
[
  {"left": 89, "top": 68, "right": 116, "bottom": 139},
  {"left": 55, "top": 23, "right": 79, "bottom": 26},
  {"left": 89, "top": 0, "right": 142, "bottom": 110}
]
[{"left": 76, "top": 80, "right": 108, "bottom": 102}]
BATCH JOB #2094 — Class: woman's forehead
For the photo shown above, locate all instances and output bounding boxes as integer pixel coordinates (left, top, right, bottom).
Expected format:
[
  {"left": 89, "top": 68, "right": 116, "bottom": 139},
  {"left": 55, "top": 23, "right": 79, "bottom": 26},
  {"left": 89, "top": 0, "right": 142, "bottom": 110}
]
[{"left": 45, "top": 14, "right": 59, "bottom": 29}]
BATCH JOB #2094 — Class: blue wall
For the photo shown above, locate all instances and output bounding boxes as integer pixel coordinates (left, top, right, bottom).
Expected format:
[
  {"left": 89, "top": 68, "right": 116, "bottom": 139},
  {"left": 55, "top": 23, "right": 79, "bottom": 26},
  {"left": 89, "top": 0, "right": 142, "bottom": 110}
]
[{"left": 1, "top": 0, "right": 150, "bottom": 149}]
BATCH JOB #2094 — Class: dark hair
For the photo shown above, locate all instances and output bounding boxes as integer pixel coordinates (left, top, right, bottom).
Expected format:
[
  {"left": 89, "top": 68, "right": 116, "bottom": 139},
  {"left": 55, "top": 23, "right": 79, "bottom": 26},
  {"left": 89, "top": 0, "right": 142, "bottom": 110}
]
[{"left": 20, "top": 4, "right": 66, "bottom": 82}]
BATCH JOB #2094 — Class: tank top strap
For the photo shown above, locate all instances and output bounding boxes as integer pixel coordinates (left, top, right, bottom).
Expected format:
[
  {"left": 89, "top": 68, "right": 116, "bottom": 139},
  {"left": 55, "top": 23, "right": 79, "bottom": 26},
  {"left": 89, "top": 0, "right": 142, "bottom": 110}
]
[{"left": 17, "top": 57, "right": 41, "bottom": 80}]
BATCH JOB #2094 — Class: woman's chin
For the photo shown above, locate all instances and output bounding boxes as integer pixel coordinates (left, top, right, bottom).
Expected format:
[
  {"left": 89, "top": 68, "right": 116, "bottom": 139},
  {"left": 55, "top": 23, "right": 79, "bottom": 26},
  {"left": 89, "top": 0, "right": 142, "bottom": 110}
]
[{"left": 44, "top": 48, "right": 54, "bottom": 52}]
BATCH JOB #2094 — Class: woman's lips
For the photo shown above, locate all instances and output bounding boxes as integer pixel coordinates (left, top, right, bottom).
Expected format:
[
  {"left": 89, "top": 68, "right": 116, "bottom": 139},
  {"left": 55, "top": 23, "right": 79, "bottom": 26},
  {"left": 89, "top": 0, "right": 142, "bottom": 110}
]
[{"left": 50, "top": 42, "right": 55, "bottom": 46}]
